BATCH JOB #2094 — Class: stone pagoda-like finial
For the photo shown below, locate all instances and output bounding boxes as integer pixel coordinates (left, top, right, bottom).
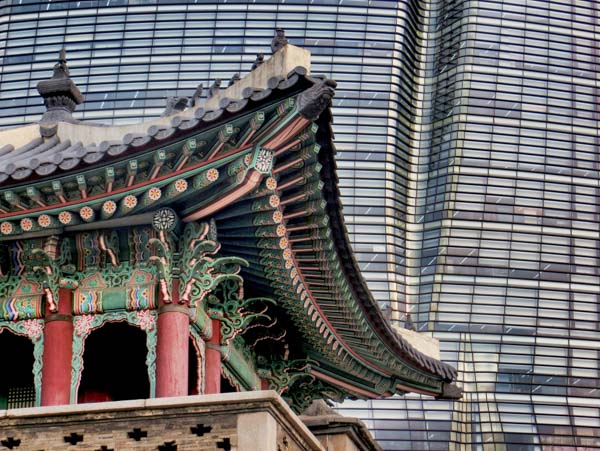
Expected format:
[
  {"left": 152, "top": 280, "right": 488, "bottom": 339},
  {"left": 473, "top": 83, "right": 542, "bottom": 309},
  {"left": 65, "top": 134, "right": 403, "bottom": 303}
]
[
  {"left": 53, "top": 48, "right": 69, "bottom": 79},
  {"left": 271, "top": 28, "right": 288, "bottom": 53},
  {"left": 37, "top": 47, "right": 84, "bottom": 126}
]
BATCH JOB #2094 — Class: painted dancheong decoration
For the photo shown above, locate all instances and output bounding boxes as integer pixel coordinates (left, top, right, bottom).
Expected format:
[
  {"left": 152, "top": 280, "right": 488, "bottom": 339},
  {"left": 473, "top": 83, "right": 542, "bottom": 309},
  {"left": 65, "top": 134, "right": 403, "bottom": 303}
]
[{"left": 0, "top": 33, "right": 460, "bottom": 413}]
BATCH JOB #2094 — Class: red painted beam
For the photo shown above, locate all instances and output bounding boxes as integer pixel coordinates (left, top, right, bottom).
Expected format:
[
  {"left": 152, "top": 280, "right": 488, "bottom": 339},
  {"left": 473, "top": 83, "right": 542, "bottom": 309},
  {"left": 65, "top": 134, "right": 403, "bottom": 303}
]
[
  {"left": 0, "top": 144, "right": 253, "bottom": 220},
  {"left": 183, "top": 169, "right": 262, "bottom": 222}
]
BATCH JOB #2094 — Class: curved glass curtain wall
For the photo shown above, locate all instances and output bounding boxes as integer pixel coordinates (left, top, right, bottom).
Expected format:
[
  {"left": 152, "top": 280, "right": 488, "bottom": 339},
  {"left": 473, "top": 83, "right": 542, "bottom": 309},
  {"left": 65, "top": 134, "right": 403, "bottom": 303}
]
[
  {"left": 0, "top": 1, "right": 599, "bottom": 450},
  {"left": 341, "top": 0, "right": 600, "bottom": 450}
]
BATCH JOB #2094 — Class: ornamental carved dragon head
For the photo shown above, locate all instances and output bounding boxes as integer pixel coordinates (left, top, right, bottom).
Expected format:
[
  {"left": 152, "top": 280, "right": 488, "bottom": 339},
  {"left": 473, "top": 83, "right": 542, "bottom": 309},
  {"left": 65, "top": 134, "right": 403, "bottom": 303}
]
[{"left": 297, "top": 78, "right": 337, "bottom": 121}]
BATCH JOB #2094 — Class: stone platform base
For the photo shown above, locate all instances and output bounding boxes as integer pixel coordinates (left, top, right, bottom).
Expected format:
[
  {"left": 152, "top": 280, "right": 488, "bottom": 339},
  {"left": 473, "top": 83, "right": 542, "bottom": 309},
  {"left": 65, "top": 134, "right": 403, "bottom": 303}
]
[{"left": 0, "top": 391, "right": 379, "bottom": 451}]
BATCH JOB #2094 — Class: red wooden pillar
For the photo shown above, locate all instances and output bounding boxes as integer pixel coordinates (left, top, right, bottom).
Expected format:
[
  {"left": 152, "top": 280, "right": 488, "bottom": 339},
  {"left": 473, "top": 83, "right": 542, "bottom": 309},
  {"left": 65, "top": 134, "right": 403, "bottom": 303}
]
[
  {"left": 156, "top": 280, "right": 189, "bottom": 397},
  {"left": 41, "top": 287, "right": 73, "bottom": 406},
  {"left": 204, "top": 318, "right": 221, "bottom": 394}
]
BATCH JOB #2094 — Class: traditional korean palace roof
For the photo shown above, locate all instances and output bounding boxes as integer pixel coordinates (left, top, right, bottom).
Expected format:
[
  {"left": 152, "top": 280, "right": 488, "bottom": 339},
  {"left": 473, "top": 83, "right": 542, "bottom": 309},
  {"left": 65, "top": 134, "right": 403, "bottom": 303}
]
[{"left": 0, "top": 44, "right": 460, "bottom": 410}]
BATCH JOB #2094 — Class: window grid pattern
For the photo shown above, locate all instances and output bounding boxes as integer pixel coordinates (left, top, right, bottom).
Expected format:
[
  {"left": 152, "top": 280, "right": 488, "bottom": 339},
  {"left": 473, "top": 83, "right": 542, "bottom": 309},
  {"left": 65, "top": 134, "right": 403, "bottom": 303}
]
[
  {"left": 6, "top": 386, "right": 36, "bottom": 409},
  {"left": 351, "top": 0, "right": 598, "bottom": 449}
]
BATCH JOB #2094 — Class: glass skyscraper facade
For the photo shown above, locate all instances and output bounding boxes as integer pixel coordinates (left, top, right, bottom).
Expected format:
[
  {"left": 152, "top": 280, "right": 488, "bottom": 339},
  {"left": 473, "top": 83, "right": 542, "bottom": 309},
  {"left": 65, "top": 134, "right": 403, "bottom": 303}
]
[
  {"left": 341, "top": 1, "right": 600, "bottom": 449},
  {"left": 0, "top": 1, "right": 598, "bottom": 450}
]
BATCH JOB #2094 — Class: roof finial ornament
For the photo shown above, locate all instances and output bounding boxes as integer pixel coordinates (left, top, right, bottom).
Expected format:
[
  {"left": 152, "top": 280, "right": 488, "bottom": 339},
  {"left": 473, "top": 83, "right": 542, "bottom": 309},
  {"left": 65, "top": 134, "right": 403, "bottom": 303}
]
[
  {"left": 161, "top": 95, "right": 189, "bottom": 116},
  {"left": 37, "top": 47, "right": 84, "bottom": 132},
  {"left": 251, "top": 53, "right": 264, "bottom": 70},
  {"left": 404, "top": 313, "right": 415, "bottom": 331},
  {"left": 271, "top": 28, "right": 288, "bottom": 54},
  {"left": 207, "top": 79, "right": 221, "bottom": 99},
  {"left": 228, "top": 73, "right": 241, "bottom": 87},
  {"left": 296, "top": 78, "right": 337, "bottom": 121},
  {"left": 52, "top": 47, "right": 70, "bottom": 79},
  {"left": 191, "top": 83, "right": 204, "bottom": 107}
]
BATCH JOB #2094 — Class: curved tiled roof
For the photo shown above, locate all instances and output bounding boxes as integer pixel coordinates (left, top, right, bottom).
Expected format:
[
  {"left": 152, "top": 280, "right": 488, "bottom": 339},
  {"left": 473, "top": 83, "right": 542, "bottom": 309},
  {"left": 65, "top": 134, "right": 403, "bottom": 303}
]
[
  {"left": 0, "top": 46, "right": 460, "bottom": 400},
  {"left": 0, "top": 67, "right": 312, "bottom": 186}
]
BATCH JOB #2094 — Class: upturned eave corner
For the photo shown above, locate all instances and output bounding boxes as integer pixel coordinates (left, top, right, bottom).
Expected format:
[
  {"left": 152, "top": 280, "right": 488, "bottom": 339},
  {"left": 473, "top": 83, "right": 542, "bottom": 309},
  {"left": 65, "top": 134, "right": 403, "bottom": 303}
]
[{"left": 312, "top": 107, "right": 460, "bottom": 397}]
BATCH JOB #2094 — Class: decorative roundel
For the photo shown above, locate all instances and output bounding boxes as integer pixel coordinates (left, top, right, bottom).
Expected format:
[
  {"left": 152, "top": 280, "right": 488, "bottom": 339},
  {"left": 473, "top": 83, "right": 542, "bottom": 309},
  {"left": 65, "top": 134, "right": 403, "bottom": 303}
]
[
  {"left": 148, "top": 187, "right": 162, "bottom": 201},
  {"left": 20, "top": 218, "right": 33, "bottom": 231},
  {"left": 174, "top": 179, "right": 188, "bottom": 193},
  {"left": 152, "top": 208, "right": 178, "bottom": 232},
  {"left": 38, "top": 214, "right": 52, "bottom": 227},
  {"left": 0, "top": 222, "right": 13, "bottom": 235},
  {"left": 123, "top": 195, "right": 138, "bottom": 209},
  {"left": 207, "top": 168, "right": 219, "bottom": 182},
  {"left": 58, "top": 211, "right": 73, "bottom": 225},
  {"left": 102, "top": 200, "right": 117, "bottom": 215},
  {"left": 276, "top": 224, "right": 286, "bottom": 237},
  {"left": 265, "top": 177, "right": 277, "bottom": 191},
  {"left": 80, "top": 206, "right": 94, "bottom": 221},
  {"left": 290, "top": 268, "right": 298, "bottom": 279},
  {"left": 269, "top": 195, "right": 280, "bottom": 208},
  {"left": 279, "top": 237, "right": 288, "bottom": 249},
  {"left": 272, "top": 211, "right": 283, "bottom": 224},
  {"left": 285, "top": 260, "right": 293, "bottom": 270},
  {"left": 282, "top": 248, "right": 292, "bottom": 260}
]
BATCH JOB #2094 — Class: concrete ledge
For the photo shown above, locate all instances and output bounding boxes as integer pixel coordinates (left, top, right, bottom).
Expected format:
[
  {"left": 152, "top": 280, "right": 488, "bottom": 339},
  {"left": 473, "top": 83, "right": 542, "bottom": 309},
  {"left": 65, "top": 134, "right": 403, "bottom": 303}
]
[
  {"left": 1, "top": 391, "right": 324, "bottom": 450},
  {"left": 393, "top": 325, "right": 440, "bottom": 360},
  {"left": 0, "top": 123, "right": 39, "bottom": 151},
  {"left": 301, "top": 414, "right": 382, "bottom": 451}
]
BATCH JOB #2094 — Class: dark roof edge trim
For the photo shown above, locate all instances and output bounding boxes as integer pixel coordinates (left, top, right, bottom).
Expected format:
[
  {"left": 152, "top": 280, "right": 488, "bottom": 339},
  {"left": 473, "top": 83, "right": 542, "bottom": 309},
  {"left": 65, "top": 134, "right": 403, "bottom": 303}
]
[{"left": 315, "top": 108, "right": 458, "bottom": 384}]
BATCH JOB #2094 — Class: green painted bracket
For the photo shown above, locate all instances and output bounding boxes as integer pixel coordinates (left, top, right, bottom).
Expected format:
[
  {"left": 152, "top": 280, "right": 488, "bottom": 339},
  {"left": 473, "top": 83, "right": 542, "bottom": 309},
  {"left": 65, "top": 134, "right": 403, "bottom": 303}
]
[{"left": 220, "top": 341, "right": 261, "bottom": 391}]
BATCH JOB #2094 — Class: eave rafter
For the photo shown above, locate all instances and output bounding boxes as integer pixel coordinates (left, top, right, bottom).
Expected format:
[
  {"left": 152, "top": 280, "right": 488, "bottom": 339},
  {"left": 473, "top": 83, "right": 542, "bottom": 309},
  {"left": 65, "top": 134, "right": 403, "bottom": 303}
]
[{"left": 214, "top": 88, "right": 450, "bottom": 397}]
